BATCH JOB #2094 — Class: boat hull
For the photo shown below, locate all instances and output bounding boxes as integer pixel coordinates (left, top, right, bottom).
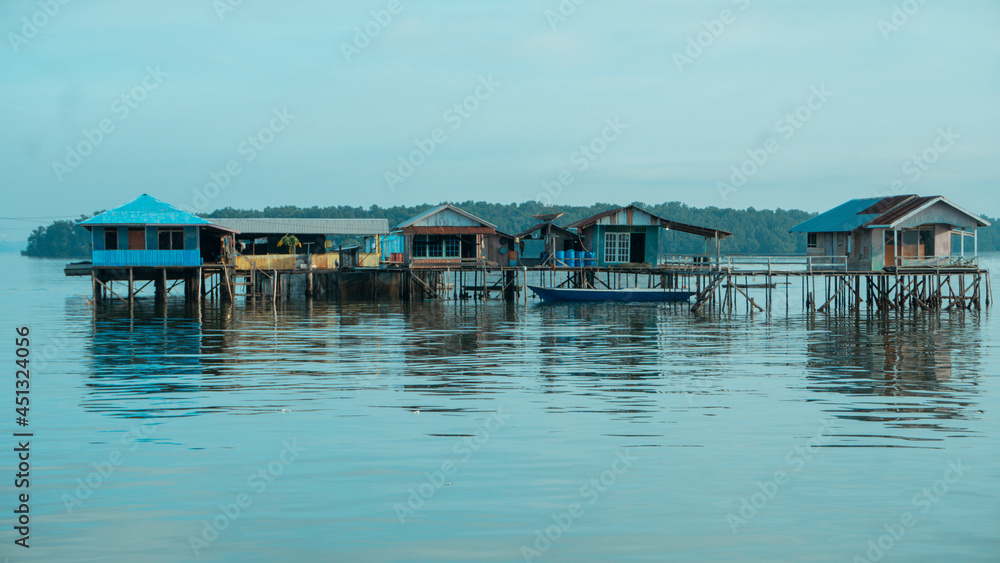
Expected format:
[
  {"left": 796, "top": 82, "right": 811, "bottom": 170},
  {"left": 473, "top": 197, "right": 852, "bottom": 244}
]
[{"left": 528, "top": 285, "right": 694, "bottom": 303}]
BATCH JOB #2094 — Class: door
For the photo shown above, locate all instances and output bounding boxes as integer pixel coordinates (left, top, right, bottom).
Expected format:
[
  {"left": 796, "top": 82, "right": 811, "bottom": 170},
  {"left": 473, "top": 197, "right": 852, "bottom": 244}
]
[
  {"left": 629, "top": 232, "right": 646, "bottom": 264},
  {"left": 128, "top": 228, "right": 145, "bottom": 250}
]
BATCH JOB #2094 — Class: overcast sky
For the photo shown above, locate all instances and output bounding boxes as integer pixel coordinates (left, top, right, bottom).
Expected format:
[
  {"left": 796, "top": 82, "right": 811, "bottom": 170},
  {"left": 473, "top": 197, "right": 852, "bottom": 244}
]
[{"left": 1, "top": 0, "right": 998, "bottom": 242}]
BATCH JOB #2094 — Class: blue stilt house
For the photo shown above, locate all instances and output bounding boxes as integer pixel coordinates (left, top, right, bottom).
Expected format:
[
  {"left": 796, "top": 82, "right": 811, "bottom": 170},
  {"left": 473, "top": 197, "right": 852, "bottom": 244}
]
[
  {"left": 566, "top": 205, "right": 732, "bottom": 267},
  {"left": 80, "top": 194, "right": 237, "bottom": 267}
]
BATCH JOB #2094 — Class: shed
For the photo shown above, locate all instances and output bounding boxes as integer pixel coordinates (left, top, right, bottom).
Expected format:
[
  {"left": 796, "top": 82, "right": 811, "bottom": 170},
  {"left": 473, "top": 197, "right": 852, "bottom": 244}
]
[
  {"left": 79, "top": 194, "right": 238, "bottom": 267},
  {"left": 565, "top": 205, "right": 732, "bottom": 267},
  {"left": 515, "top": 222, "right": 581, "bottom": 266},
  {"left": 789, "top": 195, "right": 991, "bottom": 270}
]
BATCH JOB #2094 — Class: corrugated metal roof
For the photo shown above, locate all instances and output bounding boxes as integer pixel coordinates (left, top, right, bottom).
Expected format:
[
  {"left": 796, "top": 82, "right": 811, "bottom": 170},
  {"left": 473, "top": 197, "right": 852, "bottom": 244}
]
[
  {"left": 399, "top": 226, "right": 495, "bottom": 235},
  {"left": 396, "top": 204, "right": 496, "bottom": 230},
  {"left": 209, "top": 218, "right": 389, "bottom": 235},
  {"left": 791, "top": 194, "right": 991, "bottom": 232},
  {"left": 79, "top": 194, "right": 218, "bottom": 228},
  {"left": 858, "top": 195, "right": 913, "bottom": 215},
  {"left": 566, "top": 205, "right": 732, "bottom": 239},
  {"left": 863, "top": 195, "right": 991, "bottom": 228},
  {"left": 862, "top": 196, "right": 937, "bottom": 227},
  {"left": 789, "top": 197, "right": 911, "bottom": 233},
  {"left": 515, "top": 222, "right": 579, "bottom": 239}
]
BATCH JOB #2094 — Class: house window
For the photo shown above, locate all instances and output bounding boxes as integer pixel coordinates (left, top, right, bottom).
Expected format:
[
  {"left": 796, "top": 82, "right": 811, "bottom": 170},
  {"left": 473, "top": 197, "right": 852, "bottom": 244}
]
[
  {"left": 412, "top": 235, "right": 460, "bottom": 258},
  {"left": 807, "top": 233, "right": 818, "bottom": 248},
  {"left": 158, "top": 228, "right": 185, "bottom": 250},
  {"left": 605, "top": 232, "right": 630, "bottom": 263},
  {"left": 104, "top": 229, "right": 119, "bottom": 251},
  {"left": 413, "top": 236, "right": 429, "bottom": 258},
  {"left": 888, "top": 228, "right": 935, "bottom": 258}
]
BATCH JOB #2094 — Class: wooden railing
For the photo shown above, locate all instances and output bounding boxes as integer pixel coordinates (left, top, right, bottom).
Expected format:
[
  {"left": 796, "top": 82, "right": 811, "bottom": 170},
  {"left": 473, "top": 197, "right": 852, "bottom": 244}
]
[
  {"left": 232, "top": 252, "right": 382, "bottom": 271},
  {"left": 896, "top": 256, "right": 979, "bottom": 269}
]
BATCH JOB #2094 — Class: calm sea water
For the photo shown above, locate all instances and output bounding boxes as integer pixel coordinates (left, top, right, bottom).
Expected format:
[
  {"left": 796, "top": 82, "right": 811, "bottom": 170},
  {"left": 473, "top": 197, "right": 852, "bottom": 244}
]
[{"left": 1, "top": 252, "right": 998, "bottom": 562}]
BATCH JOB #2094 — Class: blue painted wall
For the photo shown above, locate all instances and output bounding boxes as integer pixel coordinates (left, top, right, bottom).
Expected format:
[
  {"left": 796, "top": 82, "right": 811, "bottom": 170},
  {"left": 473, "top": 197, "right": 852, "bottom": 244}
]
[
  {"left": 592, "top": 225, "right": 661, "bottom": 266},
  {"left": 90, "top": 225, "right": 206, "bottom": 266},
  {"left": 92, "top": 249, "right": 202, "bottom": 267}
]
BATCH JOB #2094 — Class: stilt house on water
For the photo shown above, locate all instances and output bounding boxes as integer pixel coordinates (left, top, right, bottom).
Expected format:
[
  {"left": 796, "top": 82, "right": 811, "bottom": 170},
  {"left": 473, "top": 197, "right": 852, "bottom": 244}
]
[
  {"left": 208, "top": 218, "right": 388, "bottom": 269},
  {"left": 789, "top": 195, "right": 991, "bottom": 271},
  {"left": 69, "top": 194, "right": 239, "bottom": 302},
  {"left": 79, "top": 194, "right": 237, "bottom": 267},
  {"left": 390, "top": 204, "right": 515, "bottom": 268},
  {"left": 565, "top": 205, "right": 732, "bottom": 267}
]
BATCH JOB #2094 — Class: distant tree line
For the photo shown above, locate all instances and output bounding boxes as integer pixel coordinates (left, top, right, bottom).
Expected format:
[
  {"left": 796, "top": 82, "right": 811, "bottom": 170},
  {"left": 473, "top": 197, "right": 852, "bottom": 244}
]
[
  {"left": 22, "top": 202, "right": 1000, "bottom": 258},
  {"left": 21, "top": 216, "right": 92, "bottom": 258}
]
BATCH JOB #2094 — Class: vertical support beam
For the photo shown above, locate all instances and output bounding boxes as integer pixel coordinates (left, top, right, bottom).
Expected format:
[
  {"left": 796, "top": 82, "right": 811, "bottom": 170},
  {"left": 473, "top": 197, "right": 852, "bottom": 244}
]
[
  {"left": 159, "top": 269, "right": 168, "bottom": 303},
  {"left": 92, "top": 271, "right": 102, "bottom": 303},
  {"left": 893, "top": 229, "right": 898, "bottom": 268},
  {"left": 128, "top": 268, "right": 134, "bottom": 304}
]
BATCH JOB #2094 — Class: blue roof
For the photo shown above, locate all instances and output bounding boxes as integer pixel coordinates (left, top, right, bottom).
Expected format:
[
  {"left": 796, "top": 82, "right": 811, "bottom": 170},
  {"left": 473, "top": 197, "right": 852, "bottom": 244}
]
[
  {"left": 789, "top": 198, "right": 886, "bottom": 233},
  {"left": 80, "top": 194, "right": 214, "bottom": 227}
]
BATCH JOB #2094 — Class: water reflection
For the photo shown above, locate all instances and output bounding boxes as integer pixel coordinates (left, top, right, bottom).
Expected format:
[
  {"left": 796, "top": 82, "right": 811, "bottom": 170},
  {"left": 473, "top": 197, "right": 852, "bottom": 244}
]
[
  {"left": 80, "top": 296, "right": 988, "bottom": 445},
  {"left": 803, "top": 313, "right": 983, "bottom": 444}
]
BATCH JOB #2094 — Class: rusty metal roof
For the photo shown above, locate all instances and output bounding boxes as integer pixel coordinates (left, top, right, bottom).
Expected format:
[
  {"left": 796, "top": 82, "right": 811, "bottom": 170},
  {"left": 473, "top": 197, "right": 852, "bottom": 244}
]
[
  {"left": 399, "top": 226, "right": 495, "bottom": 235},
  {"left": 515, "top": 222, "right": 579, "bottom": 240},
  {"left": 396, "top": 204, "right": 496, "bottom": 230},
  {"left": 862, "top": 196, "right": 937, "bottom": 227},
  {"left": 858, "top": 195, "right": 914, "bottom": 215},
  {"left": 791, "top": 194, "right": 991, "bottom": 232},
  {"left": 566, "top": 205, "right": 732, "bottom": 239}
]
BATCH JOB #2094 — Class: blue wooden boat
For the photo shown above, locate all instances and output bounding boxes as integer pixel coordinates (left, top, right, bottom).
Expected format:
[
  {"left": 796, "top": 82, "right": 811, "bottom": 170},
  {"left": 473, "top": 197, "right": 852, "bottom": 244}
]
[{"left": 528, "top": 285, "right": 695, "bottom": 303}]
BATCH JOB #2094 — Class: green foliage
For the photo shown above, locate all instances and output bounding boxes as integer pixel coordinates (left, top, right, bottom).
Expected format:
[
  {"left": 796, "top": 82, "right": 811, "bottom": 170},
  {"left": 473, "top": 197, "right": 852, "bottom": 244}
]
[
  {"left": 277, "top": 234, "right": 301, "bottom": 254},
  {"left": 22, "top": 216, "right": 91, "bottom": 258}
]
